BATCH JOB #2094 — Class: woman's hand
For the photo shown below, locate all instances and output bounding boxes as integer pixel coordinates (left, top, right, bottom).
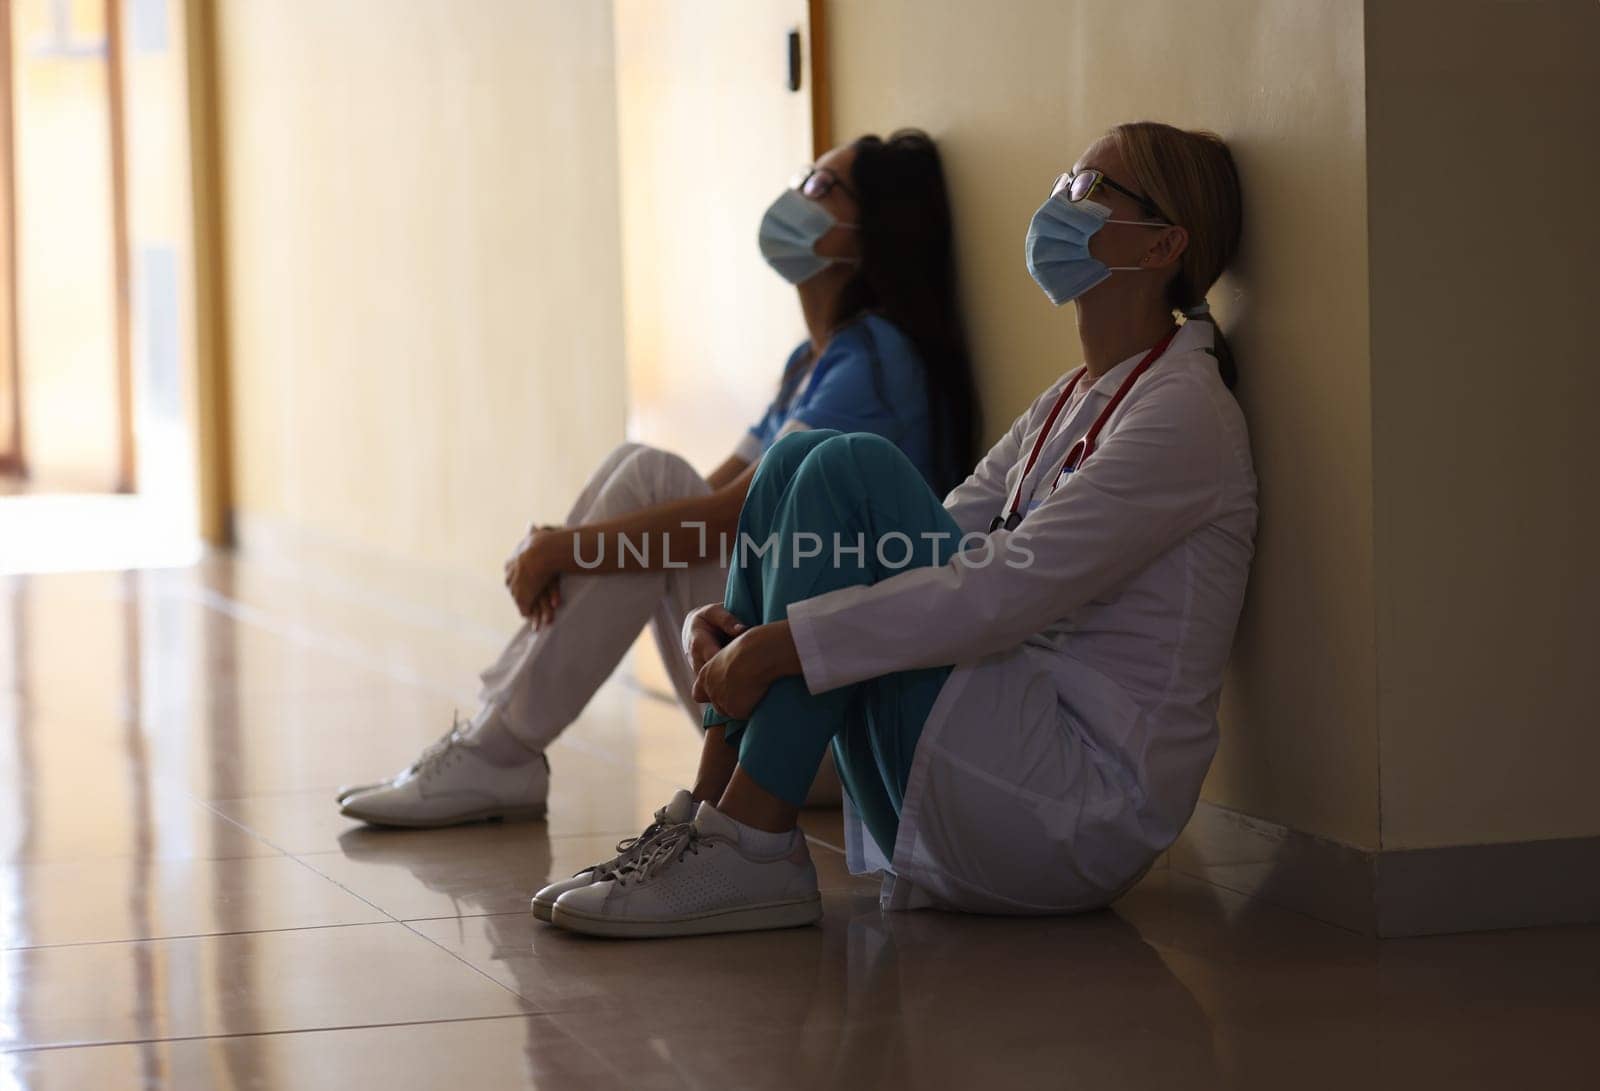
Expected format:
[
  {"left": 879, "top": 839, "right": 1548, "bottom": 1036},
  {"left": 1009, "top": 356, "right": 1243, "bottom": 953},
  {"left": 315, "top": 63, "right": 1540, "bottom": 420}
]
[
  {"left": 693, "top": 621, "right": 801, "bottom": 720},
  {"left": 682, "top": 603, "right": 747, "bottom": 677},
  {"left": 505, "top": 526, "right": 570, "bottom": 627}
]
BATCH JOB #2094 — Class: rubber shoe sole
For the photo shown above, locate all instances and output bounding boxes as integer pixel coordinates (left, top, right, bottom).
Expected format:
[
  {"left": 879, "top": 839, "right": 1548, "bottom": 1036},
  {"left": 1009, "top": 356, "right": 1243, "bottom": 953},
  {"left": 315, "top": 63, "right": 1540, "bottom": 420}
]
[
  {"left": 550, "top": 894, "right": 822, "bottom": 938},
  {"left": 338, "top": 801, "right": 548, "bottom": 829},
  {"left": 530, "top": 895, "right": 556, "bottom": 923},
  {"left": 335, "top": 782, "right": 386, "bottom": 806}
]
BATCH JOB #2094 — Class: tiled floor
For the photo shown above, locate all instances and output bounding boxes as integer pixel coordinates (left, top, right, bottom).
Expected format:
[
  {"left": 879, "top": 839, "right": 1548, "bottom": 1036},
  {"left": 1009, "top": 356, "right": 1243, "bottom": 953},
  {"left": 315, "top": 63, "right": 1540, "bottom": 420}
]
[{"left": 2, "top": 560, "right": 1596, "bottom": 1089}]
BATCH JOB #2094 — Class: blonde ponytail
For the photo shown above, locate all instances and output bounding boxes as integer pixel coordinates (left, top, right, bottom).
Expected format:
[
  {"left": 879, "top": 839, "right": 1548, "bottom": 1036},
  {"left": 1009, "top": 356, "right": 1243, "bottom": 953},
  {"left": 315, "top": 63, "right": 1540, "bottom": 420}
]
[{"left": 1110, "top": 122, "right": 1243, "bottom": 389}]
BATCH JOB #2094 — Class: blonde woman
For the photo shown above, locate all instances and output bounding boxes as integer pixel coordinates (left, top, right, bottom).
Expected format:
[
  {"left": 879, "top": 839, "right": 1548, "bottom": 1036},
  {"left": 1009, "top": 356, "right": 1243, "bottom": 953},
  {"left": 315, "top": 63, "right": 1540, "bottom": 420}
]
[{"left": 535, "top": 121, "right": 1259, "bottom": 937}]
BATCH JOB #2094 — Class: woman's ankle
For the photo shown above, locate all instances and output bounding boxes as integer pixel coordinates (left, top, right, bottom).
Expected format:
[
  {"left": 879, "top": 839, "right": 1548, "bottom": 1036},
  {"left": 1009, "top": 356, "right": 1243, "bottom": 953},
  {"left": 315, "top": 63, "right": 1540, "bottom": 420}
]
[
  {"left": 691, "top": 726, "right": 740, "bottom": 802},
  {"left": 717, "top": 766, "right": 801, "bottom": 833},
  {"left": 461, "top": 714, "right": 542, "bottom": 767}
]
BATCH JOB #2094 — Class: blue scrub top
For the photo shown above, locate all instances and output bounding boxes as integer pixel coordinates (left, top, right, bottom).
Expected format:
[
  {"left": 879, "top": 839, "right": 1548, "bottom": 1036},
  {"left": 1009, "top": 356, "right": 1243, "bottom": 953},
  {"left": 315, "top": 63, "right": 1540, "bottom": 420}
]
[{"left": 740, "top": 314, "right": 937, "bottom": 487}]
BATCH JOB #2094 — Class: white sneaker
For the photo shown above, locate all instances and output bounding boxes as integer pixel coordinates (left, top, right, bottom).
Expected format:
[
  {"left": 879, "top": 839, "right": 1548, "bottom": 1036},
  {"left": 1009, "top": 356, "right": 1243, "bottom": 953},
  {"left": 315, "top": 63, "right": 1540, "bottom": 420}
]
[
  {"left": 529, "top": 789, "right": 697, "bottom": 923},
  {"left": 550, "top": 802, "right": 821, "bottom": 938},
  {"left": 334, "top": 711, "right": 482, "bottom": 805},
  {"left": 338, "top": 723, "right": 549, "bottom": 828}
]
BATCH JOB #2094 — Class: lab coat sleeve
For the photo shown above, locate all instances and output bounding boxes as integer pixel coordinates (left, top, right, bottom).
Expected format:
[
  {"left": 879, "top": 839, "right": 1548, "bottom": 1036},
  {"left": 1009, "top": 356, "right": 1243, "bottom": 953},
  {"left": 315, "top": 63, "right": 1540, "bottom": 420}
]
[
  {"left": 940, "top": 376, "right": 1068, "bottom": 534},
  {"left": 788, "top": 371, "right": 1228, "bottom": 695}
]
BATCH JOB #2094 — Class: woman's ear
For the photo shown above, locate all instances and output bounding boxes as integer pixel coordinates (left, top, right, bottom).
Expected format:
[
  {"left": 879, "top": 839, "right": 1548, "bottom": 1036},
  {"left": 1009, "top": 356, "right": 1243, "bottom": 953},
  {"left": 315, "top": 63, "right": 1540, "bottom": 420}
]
[{"left": 1143, "top": 225, "right": 1190, "bottom": 271}]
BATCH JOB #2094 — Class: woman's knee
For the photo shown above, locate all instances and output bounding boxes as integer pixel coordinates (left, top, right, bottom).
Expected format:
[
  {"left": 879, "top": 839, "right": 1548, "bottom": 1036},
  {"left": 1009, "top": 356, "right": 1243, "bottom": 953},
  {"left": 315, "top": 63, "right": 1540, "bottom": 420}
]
[
  {"left": 796, "top": 431, "right": 915, "bottom": 490},
  {"left": 596, "top": 441, "right": 648, "bottom": 474},
  {"left": 594, "top": 443, "right": 707, "bottom": 512},
  {"left": 751, "top": 428, "right": 841, "bottom": 490},
  {"left": 618, "top": 442, "right": 699, "bottom": 484}
]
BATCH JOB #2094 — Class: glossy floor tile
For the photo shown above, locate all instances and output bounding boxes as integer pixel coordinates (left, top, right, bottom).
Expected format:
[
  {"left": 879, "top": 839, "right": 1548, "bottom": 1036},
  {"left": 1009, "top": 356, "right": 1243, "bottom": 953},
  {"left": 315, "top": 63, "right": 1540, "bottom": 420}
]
[
  {"left": 1, "top": 854, "right": 385, "bottom": 949},
  {"left": 2, "top": 561, "right": 1596, "bottom": 1089},
  {"left": 0, "top": 921, "right": 530, "bottom": 1050}
]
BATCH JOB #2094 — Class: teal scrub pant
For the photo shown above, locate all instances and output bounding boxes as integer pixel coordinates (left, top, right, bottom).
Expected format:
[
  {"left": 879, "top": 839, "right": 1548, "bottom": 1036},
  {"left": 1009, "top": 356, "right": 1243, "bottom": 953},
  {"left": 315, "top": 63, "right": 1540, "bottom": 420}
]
[{"left": 703, "top": 429, "right": 958, "bottom": 857}]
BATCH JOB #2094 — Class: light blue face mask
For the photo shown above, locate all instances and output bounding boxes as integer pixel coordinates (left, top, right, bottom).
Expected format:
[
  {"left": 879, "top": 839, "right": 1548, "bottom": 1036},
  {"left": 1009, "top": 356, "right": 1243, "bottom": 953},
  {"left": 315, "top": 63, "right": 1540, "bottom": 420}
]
[
  {"left": 758, "top": 188, "right": 859, "bottom": 285},
  {"left": 1024, "top": 195, "right": 1159, "bottom": 306}
]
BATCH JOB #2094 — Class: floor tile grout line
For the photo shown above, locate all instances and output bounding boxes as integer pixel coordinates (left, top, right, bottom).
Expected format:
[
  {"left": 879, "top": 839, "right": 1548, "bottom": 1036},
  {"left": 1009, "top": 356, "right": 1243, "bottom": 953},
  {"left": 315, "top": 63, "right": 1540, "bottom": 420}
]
[
  {"left": 178, "top": 571, "right": 683, "bottom": 729},
  {"left": 277, "top": 842, "right": 593, "bottom": 1007},
  {"left": 276, "top": 854, "right": 544, "bottom": 1006},
  {"left": 6, "top": 846, "right": 542, "bottom": 1012},
  {"left": 393, "top": 889, "right": 877, "bottom": 927},
  {"left": 0, "top": 1012, "right": 544, "bottom": 1057},
  {"left": 172, "top": 582, "right": 481, "bottom": 710},
  {"left": 3, "top": 917, "right": 401, "bottom": 953},
  {"left": 139, "top": 566, "right": 846, "bottom": 1010},
  {"left": 176, "top": 553, "right": 685, "bottom": 718},
  {"left": 283, "top": 825, "right": 709, "bottom": 858},
  {"left": 279, "top": 852, "right": 409, "bottom": 925},
  {"left": 169, "top": 799, "right": 482, "bottom": 966},
  {"left": 180, "top": 565, "right": 692, "bottom": 795},
  {"left": 1157, "top": 866, "right": 1370, "bottom": 938},
  {"left": 188, "top": 795, "right": 305, "bottom": 860},
  {"left": 186, "top": 552, "right": 529, "bottom": 651},
  {"left": 265, "top": 827, "right": 550, "bottom": 1009},
  {"left": 292, "top": 831, "right": 848, "bottom": 1006},
  {"left": 183, "top": 565, "right": 778, "bottom": 845},
  {"left": 4, "top": 849, "right": 286, "bottom": 868},
  {"left": 394, "top": 917, "right": 545, "bottom": 1007}
]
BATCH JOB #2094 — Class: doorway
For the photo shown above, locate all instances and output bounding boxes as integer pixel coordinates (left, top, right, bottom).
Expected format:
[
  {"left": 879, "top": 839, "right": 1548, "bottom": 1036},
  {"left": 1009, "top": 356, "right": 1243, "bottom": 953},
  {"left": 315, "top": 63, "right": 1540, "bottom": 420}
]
[
  {"left": 0, "top": 0, "right": 200, "bottom": 573},
  {"left": 611, "top": 0, "right": 827, "bottom": 706},
  {"left": 612, "top": 0, "right": 826, "bottom": 473}
]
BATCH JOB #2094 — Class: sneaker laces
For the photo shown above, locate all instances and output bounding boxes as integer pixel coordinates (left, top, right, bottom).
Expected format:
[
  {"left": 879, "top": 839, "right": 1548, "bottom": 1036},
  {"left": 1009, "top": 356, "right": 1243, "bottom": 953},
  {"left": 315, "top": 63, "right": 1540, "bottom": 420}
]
[
  {"left": 411, "top": 711, "right": 470, "bottom": 783},
  {"left": 615, "top": 822, "right": 708, "bottom": 887},
  {"left": 584, "top": 802, "right": 688, "bottom": 881}
]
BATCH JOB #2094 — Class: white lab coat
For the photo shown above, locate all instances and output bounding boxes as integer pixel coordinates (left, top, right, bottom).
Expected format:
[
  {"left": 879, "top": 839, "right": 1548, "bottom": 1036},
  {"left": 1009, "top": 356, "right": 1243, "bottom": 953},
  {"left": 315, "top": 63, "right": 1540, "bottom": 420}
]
[{"left": 787, "top": 319, "right": 1258, "bottom": 913}]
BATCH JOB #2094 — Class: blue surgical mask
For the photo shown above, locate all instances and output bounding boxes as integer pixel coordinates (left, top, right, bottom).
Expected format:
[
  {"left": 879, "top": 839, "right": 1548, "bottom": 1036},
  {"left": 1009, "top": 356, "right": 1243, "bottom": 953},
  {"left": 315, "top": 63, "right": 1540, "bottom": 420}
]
[
  {"left": 1024, "top": 195, "right": 1154, "bottom": 306},
  {"left": 759, "top": 189, "right": 858, "bottom": 285}
]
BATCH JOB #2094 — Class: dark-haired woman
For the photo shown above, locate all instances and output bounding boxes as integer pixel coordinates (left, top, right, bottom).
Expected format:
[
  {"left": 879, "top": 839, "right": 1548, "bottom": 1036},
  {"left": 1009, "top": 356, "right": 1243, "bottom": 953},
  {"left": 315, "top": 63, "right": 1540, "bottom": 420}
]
[{"left": 339, "top": 131, "right": 979, "bottom": 831}]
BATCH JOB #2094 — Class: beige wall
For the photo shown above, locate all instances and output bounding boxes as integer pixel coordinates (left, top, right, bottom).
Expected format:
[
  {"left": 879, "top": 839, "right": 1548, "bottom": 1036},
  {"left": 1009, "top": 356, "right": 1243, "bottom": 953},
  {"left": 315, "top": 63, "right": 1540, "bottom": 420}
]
[
  {"left": 207, "top": 0, "right": 1596, "bottom": 857},
  {"left": 215, "top": 0, "right": 627, "bottom": 592},
  {"left": 826, "top": 0, "right": 1379, "bottom": 847},
  {"left": 1367, "top": 0, "right": 1600, "bottom": 848}
]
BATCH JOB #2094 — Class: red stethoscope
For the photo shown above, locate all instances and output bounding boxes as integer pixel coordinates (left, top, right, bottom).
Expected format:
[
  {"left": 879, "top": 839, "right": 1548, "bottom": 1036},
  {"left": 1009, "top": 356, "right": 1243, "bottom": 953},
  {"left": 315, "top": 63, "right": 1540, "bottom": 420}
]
[{"left": 989, "top": 327, "right": 1179, "bottom": 533}]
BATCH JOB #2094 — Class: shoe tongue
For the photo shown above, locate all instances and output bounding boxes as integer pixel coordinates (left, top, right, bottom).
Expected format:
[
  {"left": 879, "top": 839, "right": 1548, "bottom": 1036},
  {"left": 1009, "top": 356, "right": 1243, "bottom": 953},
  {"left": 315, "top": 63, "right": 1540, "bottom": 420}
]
[
  {"left": 691, "top": 800, "right": 739, "bottom": 841},
  {"left": 663, "top": 789, "right": 696, "bottom": 825}
]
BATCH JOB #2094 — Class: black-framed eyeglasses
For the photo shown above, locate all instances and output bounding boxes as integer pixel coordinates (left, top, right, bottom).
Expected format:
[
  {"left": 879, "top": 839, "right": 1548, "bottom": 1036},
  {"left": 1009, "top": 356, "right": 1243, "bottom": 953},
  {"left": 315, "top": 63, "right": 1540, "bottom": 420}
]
[
  {"left": 792, "top": 165, "right": 859, "bottom": 203},
  {"left": 1051, "top": 169, "right": 1169, "bottom": 223}
]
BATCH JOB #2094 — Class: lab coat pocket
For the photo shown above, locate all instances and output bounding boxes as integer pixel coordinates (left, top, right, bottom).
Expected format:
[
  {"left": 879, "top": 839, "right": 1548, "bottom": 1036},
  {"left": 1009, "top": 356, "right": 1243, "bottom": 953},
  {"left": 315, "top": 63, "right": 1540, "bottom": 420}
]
[
  {"left": 1051, "top": 653, "right": 1147, "bottom": 802},
  {"left": 906, "top": 651, "right": 1143, "bottom": 911}
]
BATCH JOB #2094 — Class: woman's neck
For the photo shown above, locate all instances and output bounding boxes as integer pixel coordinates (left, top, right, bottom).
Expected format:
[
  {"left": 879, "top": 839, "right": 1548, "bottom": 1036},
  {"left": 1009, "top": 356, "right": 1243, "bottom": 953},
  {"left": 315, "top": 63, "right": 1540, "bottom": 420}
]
[
  {"left": 1074, "top": 295, "right": 1175, "bottom": 380},
  {"left": 798, "top": 267, "right": 853, "bottom": 353}
]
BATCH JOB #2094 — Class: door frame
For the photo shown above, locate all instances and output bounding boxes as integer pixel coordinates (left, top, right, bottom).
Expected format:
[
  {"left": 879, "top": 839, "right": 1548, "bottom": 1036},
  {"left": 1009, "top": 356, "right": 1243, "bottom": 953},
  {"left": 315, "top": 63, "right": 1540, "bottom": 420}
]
[
  {"left": 183, "top": 0, "right": 231, "bottom": 544},
  {"left": 806, "top": 0, "right": 830, "bottom": 159},
  {"left": 0, "top": 0, "right": 21, "bottom": 477},
  {"left": 106, "top": 0, "right": 135, "bottom": 493}
]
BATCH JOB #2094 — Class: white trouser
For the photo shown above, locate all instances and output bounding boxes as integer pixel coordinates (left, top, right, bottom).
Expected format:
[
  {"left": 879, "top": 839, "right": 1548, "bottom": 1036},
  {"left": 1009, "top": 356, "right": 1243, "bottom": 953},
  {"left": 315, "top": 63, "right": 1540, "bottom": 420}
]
[{"left": 475, "top": 443, "right": 729, "bottom": 751}]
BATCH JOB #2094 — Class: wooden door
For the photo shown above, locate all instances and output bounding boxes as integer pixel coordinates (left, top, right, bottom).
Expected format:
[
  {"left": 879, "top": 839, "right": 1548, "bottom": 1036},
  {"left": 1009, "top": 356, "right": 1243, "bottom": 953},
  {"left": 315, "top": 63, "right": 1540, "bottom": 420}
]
[
  {"left": 4, "top": 0, "right": 134, "bottom": 492},
  {"left": 612, "top": 0, "right": 827, "bottom": 474},
  {"left": 0, "top": 1, "right": 17, "bottom": 477}
]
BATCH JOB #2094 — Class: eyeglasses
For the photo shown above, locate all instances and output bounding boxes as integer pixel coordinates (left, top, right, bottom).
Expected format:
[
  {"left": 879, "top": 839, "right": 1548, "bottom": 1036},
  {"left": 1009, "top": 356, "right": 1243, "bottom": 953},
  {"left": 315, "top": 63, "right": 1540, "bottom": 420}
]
[
  {"left": 1051, "top": 169, "right": 1169, "bottom": 223},
  {"left": 792, "top": 165, "right": 859, "bottom": 204}
]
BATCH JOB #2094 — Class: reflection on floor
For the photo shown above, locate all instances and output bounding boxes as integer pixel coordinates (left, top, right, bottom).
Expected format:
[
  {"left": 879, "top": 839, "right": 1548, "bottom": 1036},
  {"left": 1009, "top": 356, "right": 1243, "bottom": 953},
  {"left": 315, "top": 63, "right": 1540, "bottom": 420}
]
[
  {"left": 0, "top": 494, "right": 200, "bottom": 575},
  {"left": 1, "top": 560, "right": 1595, "bottom": 1089}
]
